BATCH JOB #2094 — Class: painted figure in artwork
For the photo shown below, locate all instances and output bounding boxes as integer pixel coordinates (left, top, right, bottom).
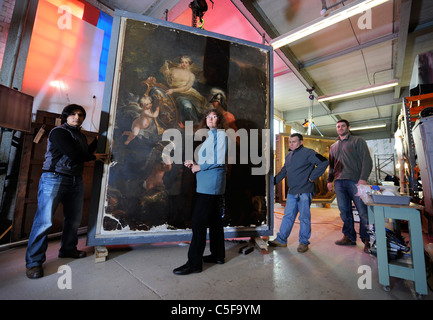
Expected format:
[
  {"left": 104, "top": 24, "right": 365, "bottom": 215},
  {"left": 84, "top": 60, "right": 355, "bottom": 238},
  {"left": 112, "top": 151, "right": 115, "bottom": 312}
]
[
  {"left": 122, "top": 95, "right": 160, "bottom": 145},
  {"left": 209, "top": 88, "right": 237, "bottom": 131},
  {"left": 160, "top": 55, "right": 206, "bottom": 125}
]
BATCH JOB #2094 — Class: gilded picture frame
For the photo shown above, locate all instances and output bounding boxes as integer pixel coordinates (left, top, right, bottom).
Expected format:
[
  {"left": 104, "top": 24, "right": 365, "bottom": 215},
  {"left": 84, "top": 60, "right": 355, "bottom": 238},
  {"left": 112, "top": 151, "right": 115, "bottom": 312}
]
[{"left": 275, "top": 133, "right": 336, "bottom": 205}]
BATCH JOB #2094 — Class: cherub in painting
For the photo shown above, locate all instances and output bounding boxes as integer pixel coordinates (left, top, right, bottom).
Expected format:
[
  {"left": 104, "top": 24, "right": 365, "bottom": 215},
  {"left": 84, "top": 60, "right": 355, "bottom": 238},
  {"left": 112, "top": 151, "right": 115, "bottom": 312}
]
[{"left": 122, "top": 95, "right": 159, "bottom": 145}]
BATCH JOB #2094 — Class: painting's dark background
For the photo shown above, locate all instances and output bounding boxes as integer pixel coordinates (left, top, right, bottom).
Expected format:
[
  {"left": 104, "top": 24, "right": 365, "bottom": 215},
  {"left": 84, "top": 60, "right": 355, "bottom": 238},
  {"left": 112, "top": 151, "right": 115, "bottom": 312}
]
[{"left": 102, "top": 19, "right": 270, "bottom": 233}]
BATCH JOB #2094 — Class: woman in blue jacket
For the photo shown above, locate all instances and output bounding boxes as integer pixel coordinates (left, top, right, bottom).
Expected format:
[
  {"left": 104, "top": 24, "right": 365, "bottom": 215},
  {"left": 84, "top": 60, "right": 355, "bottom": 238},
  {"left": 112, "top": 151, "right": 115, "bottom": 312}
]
[{"left": 173, "top": 108, "right": 228, "bottom": 275}]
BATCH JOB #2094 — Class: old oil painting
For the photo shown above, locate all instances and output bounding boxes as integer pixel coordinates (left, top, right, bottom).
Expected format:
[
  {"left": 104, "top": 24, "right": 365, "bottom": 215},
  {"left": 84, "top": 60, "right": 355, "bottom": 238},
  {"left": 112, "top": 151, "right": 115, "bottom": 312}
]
[{"left": 90, "top": 13, "right": 273, "bottom": 244}]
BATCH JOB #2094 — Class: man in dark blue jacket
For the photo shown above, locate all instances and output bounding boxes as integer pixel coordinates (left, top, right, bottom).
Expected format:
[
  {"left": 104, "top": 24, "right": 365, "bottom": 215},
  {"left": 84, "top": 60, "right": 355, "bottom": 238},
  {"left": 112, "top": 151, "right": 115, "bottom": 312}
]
[
  {"left": 25, "top": 104, "right": 107, "bottom": 279},
  {"left": 269, "top": 133, "right": 328, "bottom": 252}
]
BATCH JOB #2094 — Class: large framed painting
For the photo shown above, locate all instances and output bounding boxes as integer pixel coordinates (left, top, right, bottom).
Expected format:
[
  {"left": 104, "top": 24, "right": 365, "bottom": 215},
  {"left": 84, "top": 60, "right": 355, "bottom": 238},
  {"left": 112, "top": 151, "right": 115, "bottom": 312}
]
[
  {"left": 87, "top": 10, "right": 274, "bottom": 245},
  {"left": 275, "top": 133, "right": 335, "bottom": 205}
]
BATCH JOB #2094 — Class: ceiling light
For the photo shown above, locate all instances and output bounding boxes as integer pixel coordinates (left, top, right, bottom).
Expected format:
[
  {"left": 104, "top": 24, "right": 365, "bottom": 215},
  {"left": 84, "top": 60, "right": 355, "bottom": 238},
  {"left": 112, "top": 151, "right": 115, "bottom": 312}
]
[
  {"left": 270, "top": 0, "right": 391, "bottom": 49},
  {"left": 350, "top": 124, "right": 386, "bottom": 131},
  {"left": 317, "top": 79, "right": 398, "bottom": 102}
]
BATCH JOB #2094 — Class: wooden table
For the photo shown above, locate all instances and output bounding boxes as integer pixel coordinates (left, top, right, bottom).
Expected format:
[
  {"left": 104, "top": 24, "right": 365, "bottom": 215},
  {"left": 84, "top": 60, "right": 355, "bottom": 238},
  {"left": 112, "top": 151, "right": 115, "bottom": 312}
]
[{"left": 363, "top": 198, "right": 427, "bottom": 297}]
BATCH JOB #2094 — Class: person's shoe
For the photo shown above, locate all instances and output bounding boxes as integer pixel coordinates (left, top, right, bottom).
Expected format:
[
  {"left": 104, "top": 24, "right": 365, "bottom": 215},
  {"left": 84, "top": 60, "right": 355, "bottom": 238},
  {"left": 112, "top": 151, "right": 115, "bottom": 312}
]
[
  {"left": 26, "top": 266, "right": 43, "bottom": 279},
  {"left": 297, "top": 243, "right": 309, "bottom": 253},
  {"left": 203, "top": 255, "right": 225, "bottom": 264},
  {"left": 268, "top": 239, "right": 287, "bottom": 247},
  {"left": 363, "top": 239, "right": 370, "bottom": 253},
  {"left": 335, "top": 235, "right": 356, "bottom": 246},
  {"left": 58, "top": 249, "right": 87, "bottom": 259},
  {"left": 173, "top": 264, "right": 202, "bottom": 275}
]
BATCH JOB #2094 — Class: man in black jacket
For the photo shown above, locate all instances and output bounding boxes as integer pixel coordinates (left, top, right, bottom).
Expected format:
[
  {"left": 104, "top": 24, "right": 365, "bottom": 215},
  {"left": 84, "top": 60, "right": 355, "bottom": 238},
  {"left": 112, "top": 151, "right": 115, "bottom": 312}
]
[
  {"left": 25, "top": 104, "right": 107, "bottom": 279},
  {"left": 269, "top": 133, "right": 328, "bottom": 252}
]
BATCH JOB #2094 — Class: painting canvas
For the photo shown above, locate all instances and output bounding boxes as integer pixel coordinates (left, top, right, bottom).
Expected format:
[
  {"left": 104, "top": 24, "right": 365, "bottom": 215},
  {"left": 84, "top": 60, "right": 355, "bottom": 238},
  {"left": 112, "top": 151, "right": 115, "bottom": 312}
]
[{"left": 87, "top": 11, "right": 273, "bottom": 245}]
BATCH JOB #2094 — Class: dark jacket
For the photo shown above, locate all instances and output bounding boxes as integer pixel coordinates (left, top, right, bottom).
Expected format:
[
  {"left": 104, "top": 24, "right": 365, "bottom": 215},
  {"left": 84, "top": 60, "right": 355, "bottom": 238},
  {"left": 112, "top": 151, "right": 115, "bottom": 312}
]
[
  {"left": 42, "top": 123, "right": 97, "bottom": 177},
  {"left": 274, "top": 145, "right": 329, "bottom": 194},
  {"left": 327, "top": 133, "right": 372, "bottom": 183}
]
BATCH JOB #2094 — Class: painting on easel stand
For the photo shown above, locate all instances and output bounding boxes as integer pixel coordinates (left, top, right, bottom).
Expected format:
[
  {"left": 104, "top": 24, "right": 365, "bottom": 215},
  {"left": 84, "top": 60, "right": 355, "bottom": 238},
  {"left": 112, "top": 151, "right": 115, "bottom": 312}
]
[{"left": 87, "top": 11, "right": 274, "bottom": 245}]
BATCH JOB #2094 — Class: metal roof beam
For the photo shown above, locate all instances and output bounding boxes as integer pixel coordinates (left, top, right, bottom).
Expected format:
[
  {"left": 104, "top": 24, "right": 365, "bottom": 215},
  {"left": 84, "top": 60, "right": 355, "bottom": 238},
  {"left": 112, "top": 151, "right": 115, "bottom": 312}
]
[
  {"left": 283, "top": 91, "right": 400, "bottom": 122},
  {"left": 300, "top": 32, "right": 398, "bottom": 69},
  {"left": 393, "top": 0, "right": 412, "bottom": 99},
  {"left": 236, "top": 0, "right": 338, "bottom": 122}
]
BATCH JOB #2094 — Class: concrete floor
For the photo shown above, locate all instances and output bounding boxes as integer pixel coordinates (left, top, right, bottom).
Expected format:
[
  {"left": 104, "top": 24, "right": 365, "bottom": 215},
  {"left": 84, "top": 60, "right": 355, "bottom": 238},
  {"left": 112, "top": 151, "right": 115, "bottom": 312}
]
[{"left": 0, "top": 204, "right": 432, "bottom": 300}]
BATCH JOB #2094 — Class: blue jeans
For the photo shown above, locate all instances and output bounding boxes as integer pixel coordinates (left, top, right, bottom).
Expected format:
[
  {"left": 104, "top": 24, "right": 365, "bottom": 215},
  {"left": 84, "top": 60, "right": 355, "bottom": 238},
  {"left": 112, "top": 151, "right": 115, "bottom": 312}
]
[
  {"left": 334, "top": 179, "right": 369, "bottom": 242},
  {"left": 26, "top": 172, "right": 84, "bottom": 268},
  {"left": 276, "top": 193, "right": 312, "bottom": 245}
]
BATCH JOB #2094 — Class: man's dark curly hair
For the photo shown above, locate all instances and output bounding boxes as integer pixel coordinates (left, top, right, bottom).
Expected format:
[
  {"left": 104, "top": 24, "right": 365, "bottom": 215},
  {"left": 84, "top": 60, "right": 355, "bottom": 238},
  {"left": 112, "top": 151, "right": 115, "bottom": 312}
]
[{"left": 61, "top": 104, "right": 86, "bottom": 123}]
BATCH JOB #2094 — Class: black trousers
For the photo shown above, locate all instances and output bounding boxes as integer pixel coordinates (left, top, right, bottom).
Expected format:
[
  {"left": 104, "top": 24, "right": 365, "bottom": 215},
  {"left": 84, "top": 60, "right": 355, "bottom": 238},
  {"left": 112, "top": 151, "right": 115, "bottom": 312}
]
[{"left": 187, "top": 193, "right": 225, "bottom": 269}]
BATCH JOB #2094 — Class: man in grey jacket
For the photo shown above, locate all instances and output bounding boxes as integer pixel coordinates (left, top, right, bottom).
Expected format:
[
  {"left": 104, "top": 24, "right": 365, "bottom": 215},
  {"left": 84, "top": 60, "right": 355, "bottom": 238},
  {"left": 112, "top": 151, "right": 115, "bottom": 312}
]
[
  {"left": 269, "top": 133, "right": 328, "bottom": 252},
  {"left": 327, "top": 119, "right": 373, "bottom": 252}
]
